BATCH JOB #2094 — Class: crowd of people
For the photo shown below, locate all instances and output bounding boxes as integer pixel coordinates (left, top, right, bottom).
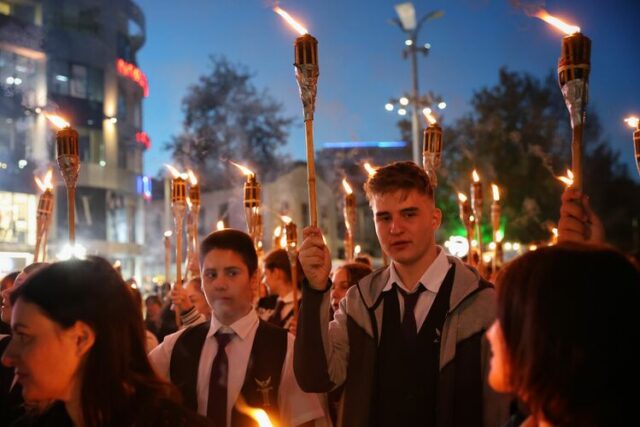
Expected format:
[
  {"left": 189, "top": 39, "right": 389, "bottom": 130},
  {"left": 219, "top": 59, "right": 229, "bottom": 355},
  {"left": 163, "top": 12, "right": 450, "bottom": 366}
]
[{"left": 0, "top": 160, "right": 638, "bottom": 427}]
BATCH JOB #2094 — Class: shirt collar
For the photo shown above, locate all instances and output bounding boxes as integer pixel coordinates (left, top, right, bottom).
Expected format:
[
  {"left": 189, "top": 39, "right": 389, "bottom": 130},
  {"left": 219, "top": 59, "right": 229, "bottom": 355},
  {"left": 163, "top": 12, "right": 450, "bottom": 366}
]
[
  {"left": 208, "top": 308, "right": 259, "bottom": 341},
  {"left": 383, "top": 246, "right": 450, "bottom": 294},
  {"left": 280, "top": 291, "right": 294, "bottom": 304}
]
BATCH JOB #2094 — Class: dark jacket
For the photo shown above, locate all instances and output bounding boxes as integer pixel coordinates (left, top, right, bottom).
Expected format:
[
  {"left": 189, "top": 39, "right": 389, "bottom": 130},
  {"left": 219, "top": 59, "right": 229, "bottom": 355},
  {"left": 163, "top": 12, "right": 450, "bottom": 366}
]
[{"left": 294, "top": 255, "right": 510, "bottom": 427}]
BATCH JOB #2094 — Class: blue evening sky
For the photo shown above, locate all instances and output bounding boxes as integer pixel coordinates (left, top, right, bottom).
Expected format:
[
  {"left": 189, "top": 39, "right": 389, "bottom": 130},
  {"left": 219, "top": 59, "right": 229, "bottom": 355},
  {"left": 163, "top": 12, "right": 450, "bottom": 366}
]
[{"left": 136, "top": 0, "right": 640, "bottom": 179}]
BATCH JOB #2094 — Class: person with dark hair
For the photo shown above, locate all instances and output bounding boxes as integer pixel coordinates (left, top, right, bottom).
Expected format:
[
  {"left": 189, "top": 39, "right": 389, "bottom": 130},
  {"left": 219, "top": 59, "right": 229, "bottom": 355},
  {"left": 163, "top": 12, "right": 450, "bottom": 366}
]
[
  {"left": 295, "top": 161, "right": 510, "bottom": 426},
  {"left": 1, "top": 263, "right": 48, "bottom": 425},
  {"left": 129, "top": 286, "right": 160, "bottom": 353},
  {"left": 144, "top": 294, "right": 163, "bottom": 341},
  {"left": 149, "top": 229, "right": 328, "bottom": 426},
  {"left": 329, "top": 262, "right": 372, "bottom": 314},
  {"left": 353, "top": 255, "right": 372, "bottom": 267},
  {"left": 487, "top": 244, "right": 640, "bottom": 426},
  {"left": 1, "top": 257, "right": 210, "bottom": 426},
  {"left": 258, "top": 249, "right": 299, "bottom": 329}
]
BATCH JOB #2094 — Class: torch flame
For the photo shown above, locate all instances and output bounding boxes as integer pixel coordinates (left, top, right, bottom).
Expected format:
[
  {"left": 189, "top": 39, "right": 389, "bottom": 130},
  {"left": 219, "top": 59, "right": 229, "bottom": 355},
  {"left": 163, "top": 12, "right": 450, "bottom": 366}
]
[
  {"left": 624, "top": 116, "right": 640, "bottom": 129},
  {"left": 274, "top": 6, "right": 308, "bottom": 36},
  {"left": 472, "top": 170, "right": 480, "bottom": 183},
  {"left": 216, "top": 220, "right": 225, "bottom": 230},
  {"left": 458, "top": 193, "right": 468, "bottom": 202},
  {"left": 364, "top": 162, "right": 377, "bottom": 177},
  {"left": 165, "top": 164, "right": 187, "bottom": 179},
  {"left": 164, "top": 230, "right": 173, "bottom": 238},
  {"left": 34, "top": 169, "right": 53, "bottom": 192},
  {"left": 187, "top": 169, "right": 198, "bottom": 186},
  {"left": 552, "top": 227, "right": 558, "bottom": 237},
  {"left": 423, "top": 110, "right": 437, "bottom": 125},
  {"left": 535, "top": 10, "right": 581, "bottom": 35},
  {"left": 342, "top": 178, "right": 353, "bottom": 195},
  {"left": 230, "top": 161, "right": 255, "bottom": 178},
  {"left": 557, "top": 169, "right": 574, "bottom": 187},
  {"left": 280, "top": 215, "right": 292, "bottom": 224},
  {"left": 44, "top": 113, "right": 70, "bottom": 129},
  {"left": 491, "top": 184, "right": 500, "bottom": 202},
  {"left": 274, "top": 225, "right": 282, "bottom": 237}
]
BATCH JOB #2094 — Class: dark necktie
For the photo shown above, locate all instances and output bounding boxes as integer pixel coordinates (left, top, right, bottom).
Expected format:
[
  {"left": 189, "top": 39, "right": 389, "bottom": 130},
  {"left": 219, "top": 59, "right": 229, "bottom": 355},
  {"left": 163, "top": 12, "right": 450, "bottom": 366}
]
[
  {"left": 208, "top": 331, "right": 234, "bottom": 426},
  {"left": 397, "top": 284, "right": 425, "bottom": 349}
]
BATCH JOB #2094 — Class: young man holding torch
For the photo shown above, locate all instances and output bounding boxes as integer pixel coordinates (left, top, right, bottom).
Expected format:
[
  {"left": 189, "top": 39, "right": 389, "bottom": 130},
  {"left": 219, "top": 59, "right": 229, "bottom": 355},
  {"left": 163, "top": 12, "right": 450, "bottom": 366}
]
[
  {"left": 149, "top": 229, "right": 328, "bottom": 427},
  {"left": 294, "top": 161, "right": 510, "bottom": 427}
]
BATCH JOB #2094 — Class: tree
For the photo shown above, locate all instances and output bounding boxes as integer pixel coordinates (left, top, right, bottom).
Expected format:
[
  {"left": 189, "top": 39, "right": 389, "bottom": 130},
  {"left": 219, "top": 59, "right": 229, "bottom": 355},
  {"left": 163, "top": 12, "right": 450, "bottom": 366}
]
[
  {"left": 165, "top": 56, "right": 294, "bottom": 188},
  {"left": 438, "top": 68, "right": 639, "bottom": 250}
]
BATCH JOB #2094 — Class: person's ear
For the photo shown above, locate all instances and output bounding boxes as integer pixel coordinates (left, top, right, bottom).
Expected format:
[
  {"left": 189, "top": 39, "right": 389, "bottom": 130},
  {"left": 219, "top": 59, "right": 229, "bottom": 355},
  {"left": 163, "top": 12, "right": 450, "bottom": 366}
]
[
  {"left": 433, "top": 207, "right": 442, "bottom": 230},
  {"left": 70, "top": 321, "right": 95, "bottom": 358}
]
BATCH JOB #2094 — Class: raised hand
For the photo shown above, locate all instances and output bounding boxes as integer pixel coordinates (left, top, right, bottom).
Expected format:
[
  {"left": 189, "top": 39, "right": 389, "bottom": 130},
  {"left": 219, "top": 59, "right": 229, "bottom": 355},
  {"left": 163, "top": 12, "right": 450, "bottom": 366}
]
[{"left": 298, "top": 226, "right": 332, "bottom": 291}]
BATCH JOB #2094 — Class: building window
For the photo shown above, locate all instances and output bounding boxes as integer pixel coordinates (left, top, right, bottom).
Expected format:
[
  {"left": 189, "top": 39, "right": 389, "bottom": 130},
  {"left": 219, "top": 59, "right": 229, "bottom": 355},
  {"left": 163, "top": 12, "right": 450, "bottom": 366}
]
[
  {"left": 48, "top": 61, "right": 103, "bottom": 101},
  {"left": 0, "top": 191, "right": 36, "bottom": 245},
  {"left": 0, "top": 1, "right": 37, "bottom": 25},
  {"left": 76, "top": 127, "right": 104, "bottom": 165}
]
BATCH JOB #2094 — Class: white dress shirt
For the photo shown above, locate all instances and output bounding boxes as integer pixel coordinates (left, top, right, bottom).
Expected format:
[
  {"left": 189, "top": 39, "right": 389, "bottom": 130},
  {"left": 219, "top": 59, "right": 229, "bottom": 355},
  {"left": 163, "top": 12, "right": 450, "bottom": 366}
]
[
  {"left": 382, "top": 246, "right": 451, "bottom": 331},
  {"left": 149, "top": 309, "right": 328, "bottom": 427}
]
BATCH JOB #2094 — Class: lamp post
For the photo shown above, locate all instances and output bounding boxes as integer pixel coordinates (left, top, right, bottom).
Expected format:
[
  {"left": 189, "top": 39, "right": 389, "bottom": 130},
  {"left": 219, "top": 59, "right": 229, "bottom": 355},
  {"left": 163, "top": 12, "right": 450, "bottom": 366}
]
[{"left": 390, "top": 2, "right": 444, "bottom": 164}]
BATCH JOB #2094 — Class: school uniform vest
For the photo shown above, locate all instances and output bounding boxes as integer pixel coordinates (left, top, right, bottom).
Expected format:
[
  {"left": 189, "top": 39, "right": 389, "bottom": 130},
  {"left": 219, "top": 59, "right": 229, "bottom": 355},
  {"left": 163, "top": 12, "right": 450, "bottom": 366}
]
[
  {"left": 371, "top": 265, "right": 456, "bottom": 426},
  {"left": 169, "top": 319, "right": 288, "bottom": 427}
]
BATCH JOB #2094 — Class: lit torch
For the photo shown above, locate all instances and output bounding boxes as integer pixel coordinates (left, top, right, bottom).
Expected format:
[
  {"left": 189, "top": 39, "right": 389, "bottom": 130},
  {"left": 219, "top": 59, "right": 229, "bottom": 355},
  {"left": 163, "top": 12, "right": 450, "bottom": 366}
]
[
  {"left": 46, "top": 114, "right": 79, "bottom": 246},
  {"left": 536, "top": 10, "right": 590, "bottom": 190},
  {"left": 166, "top": 164, "right": 187, "bottom": 324},
  {"left": 342, "top": 178, "right": 356, "bottom": 261},
  {"left": 458, "top": 192, "right": 476, "bottom": 265},
  {"left": 275, "top": 6, "right": 320, "bottom": 227},
  {"left": 186, "top": 170, "right": 200, "bottom": 278},
  {"left": 624, "top": 116, "right": 640, "bottom": 176},
  {"left": 283, "top": 219, "right": 299, "bottom": 322},
  {"left": 363, "top": 162, "right": 389, "bottom": 266},
  {"left": 230, "top": 161, "right": 263, "bottom": 252},
  {"left": 490, "top": 184, "right": 502, "bottom": 273},
  {"left": 556, "top": 169, "right": 575, "bottom": 188},
  {"left": 422, "top": 109, "right": 442, "bottom": 188},
  {"left": 33, "top": 170, "right": 54, "bottom": 262},
  {"left": 470, "top": 170, "right": 484, "bottom": 262}
]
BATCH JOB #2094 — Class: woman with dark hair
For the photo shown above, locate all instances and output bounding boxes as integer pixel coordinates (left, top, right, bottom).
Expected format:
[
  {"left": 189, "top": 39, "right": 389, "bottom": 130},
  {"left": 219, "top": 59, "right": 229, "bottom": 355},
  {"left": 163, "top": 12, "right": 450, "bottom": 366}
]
[
  {"left": 1, "top": 257, "right": 211, "bottom": 427},
  {"left": 329, "top": 262, "right": 372, "bottom": 313},
  {"left": 487, "top": 243, "right": 640, "bottom": 427}
]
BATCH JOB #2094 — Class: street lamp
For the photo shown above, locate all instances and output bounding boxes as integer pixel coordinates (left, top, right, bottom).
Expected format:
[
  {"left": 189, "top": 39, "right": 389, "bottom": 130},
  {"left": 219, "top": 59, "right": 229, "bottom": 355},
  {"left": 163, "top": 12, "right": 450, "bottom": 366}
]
[{"left": 391, "top": 2, "right": 444, "bottom": 164}]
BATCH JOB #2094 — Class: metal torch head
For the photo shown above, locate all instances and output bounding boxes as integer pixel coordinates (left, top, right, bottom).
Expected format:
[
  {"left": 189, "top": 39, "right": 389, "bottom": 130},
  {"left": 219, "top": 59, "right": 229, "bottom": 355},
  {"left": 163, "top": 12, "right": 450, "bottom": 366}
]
[
  {"left": 344, "top": 193, "right": 357, "bottom": 233},
  {"left": 294, "top": 34, "right": 319, "bottom": 121},
  {"left": 558, "top": 33, "right": 591, "bottom": 87},
  {"left": 634, "top": 128, "right": 640, "bottom": 176},
  {"left": 458, "top": 198, "right": 472, "bottom": 228},
  {"left": 422, "top": 123, "right": 443, "bottom": 187},
  {"left": 171, "top": 177, "right": 187, "bottom": 205},
  {"left": 37, "top": 190, "right": 54, "bottom": 216},
  {"left": 56, "top": 127, "right": 80, "bottom": 186},
  {"left": 284, "top": 221, "right": 298, "bottom": 252},
  {"left": 189, "top": 184, "right": 200, "bottom": 206},
  {"left": 470, "top": 182, "right": 483, "bottom": 216},
  {"left": 243, "top": 175, "right": 261, "bottom": 208}
]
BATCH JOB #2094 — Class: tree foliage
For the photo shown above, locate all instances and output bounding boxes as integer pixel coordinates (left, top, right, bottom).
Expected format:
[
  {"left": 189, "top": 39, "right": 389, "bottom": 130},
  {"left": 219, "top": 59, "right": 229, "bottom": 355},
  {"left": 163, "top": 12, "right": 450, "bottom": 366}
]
[
  {"left": 166, "top": 56, "right": 294, "bottom": 188},
  {"left": 438, "top": 68, "right": 639, "bottom": 250}
]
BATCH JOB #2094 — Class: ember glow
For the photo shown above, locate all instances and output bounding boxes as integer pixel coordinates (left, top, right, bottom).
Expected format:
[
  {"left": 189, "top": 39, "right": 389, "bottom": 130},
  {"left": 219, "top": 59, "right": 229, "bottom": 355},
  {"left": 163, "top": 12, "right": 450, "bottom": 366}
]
[
  {"left": 230, "top": 161, "right": 255, "bottom": 177},
  {"left": 458, "top": 193, "right": 468, "bottom": 203},
  {"left": 34, "top": 169, "right": 53, "bottom": 192},
  {"left": 44, "top": 113, "right": 70, "bottom": 129},
  {"left": 491, "top": 184, "right": 500, "bottom": 202},
  {"left": 472, "top": 169, "right": 480, "bottom": 183},
  {"left": 364, "top": 162, "right": 377, "bottom": 177},
  {"left": 342, "top": 178, "right": 353, "bottom": 195},
  {"left": 624, "top": 116, "right": 640, "bottom": 129},
  {"left": 274, "top": 6, "right": 308, "bottom": 36},
  {"left": 165, "top": 164, "right": 186, "bottom": 179},
  {"left": 557, "top": 169, "right": 575, "bottom": 187},
  {"left": 423, "top": 110, "right": 437, "bottom": 125},
  {"left": 535, "top": 10, "right": 580, "bottom": 35},
  {"left": 187, "top": 169, "right": 198, "bottom": 186}
]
